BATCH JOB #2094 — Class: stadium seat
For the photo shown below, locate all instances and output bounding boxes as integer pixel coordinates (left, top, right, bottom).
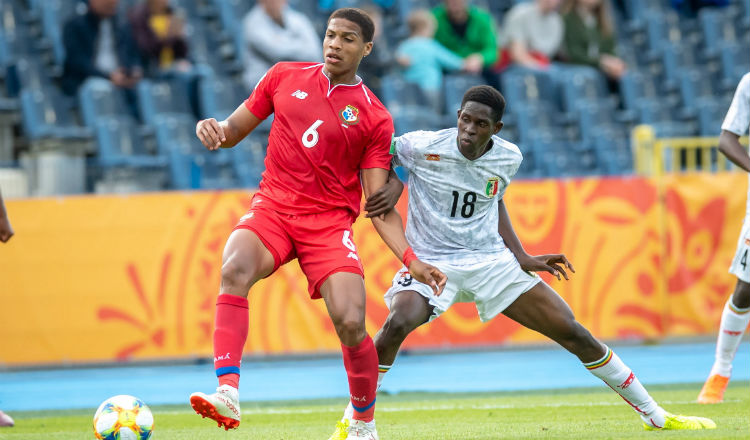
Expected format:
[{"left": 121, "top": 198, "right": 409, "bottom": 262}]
[
  {"left": 529, "top": 133, "right": 598, "bottom": 178},
  {"left": 137, "top": 78, "right": 195, "bottom": 128},
  {"left": 556, "top": 65, "right": 611, "bottom": 113},
  {"left": 231, "top": 133, "right": 266, "bottom": 189},
  {"left": 380, "top": 74, "right": 432, "bottom": 111},
  {"left": 94, "top": 116, "right": 167, "bottom": 174},
  {"left": 391, "top": 106, "right": 443, "bottom": 136},
  {"left": 696, "top": 96, "right": 731, "bottom": 136},
  {"left": 699, "top": 6, "right": 739, "bottom": 56},
  {"left": 591, "top": 127, "right": 633, "bottom": 175},
  {"left": 197, "top": 74, "right": 249, "bottom": 120},
  {"left": 19, "top": 85, "right": 92, "bottom": 144},
  {"left": 719, "top": 42, "right": 750, "bottom": 88},
  {"left": 442, "top": 73, "right": 487, "bottom": 115},
  {"left": 660, "top": 41, "right": 702, "bottom": 92},
  {"left": 500, "top": 67, "right": 559, "bottom": 110},
  {"left": 678, "top": 68, "right": 715, "bottom": 117},
  {"left": 39, "top": 0, "right": 84, "bottom": 67},
  {"left": 154, "top": 115, "right": 237, "bottom": 189},
  {"left": 78, "top": 78, "right": 136, "bottom": 128}
]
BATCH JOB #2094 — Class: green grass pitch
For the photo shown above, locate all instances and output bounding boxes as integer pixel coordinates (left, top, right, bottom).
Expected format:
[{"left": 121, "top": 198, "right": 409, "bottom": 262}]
[{"left": 4, "top": 382, "right": 748, "bottom": 439}]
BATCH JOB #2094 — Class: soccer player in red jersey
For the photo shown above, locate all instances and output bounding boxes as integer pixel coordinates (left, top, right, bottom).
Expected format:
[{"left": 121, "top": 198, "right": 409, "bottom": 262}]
[{"left": 188, "top": 8, "right": 446, "bottom": 440}]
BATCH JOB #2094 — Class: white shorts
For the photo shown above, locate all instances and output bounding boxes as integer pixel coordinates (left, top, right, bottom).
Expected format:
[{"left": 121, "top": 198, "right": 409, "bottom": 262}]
[
  {"left": 384, "top": 248, "right": 542, "bottom": 323},
  {"left": 729, "top": 219, "right": 750, "bottom": 282}
]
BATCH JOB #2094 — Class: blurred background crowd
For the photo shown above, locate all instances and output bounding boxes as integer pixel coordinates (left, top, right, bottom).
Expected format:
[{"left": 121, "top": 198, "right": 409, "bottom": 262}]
[{"left": 0, "top": 0, "right": 747, "bottom": 196}]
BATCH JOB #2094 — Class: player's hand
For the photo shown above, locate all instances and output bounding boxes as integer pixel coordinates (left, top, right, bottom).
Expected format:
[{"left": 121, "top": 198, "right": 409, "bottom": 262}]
[
  {"left": 408, "top": 260, "right": 447, "bottom": 296},
  {"left": 0, "top": 215, "right": 14, "bottom": 243},
  {"left": 518, "top": 253, "right": 575, "bottom": 281},
  {"left": 196, "top": 118, "right": 226, "bottom": 150},
  {"left": 364, "top": 176, "right": 403, "bottom": 218}
]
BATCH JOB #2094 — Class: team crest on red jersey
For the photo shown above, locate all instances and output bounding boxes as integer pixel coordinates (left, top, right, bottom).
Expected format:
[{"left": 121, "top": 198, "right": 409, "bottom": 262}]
[
  {"left": 339, "top": 105, "right": 360, "bottom": 125},
  {"left": 485, "top": 177, "right": 500, "bottom": 197}
]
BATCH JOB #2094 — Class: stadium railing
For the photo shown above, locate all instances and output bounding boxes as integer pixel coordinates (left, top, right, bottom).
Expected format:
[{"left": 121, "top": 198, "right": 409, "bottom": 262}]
[{"left": 633, "top": 124, "right": 749, "bottom": 176}]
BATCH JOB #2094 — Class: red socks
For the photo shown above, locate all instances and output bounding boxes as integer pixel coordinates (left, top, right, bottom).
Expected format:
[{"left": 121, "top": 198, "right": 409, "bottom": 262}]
[
  {"left": 342, "top": 335, "right": 378, "bottom": 422},
  {"left": 213, "top": 294, "right": 249, "bottom": 389}
]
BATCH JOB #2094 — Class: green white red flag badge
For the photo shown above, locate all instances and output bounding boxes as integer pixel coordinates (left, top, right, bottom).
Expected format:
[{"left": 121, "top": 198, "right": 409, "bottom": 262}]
[{"left": 485, "top": 177, "right": 500, "bottom": 197}]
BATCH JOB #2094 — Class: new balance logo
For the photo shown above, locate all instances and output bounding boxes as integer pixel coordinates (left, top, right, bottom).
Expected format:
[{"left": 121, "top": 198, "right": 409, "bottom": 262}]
[
  {"left": 291, "top": 90, "right": 308, "bottom": 99},
  {"left": 723, "top": 330, "right": 742, "bottom": 336},
  {"left": 347, "top": 252, "right": 359, "bottom": 261},
  {"left": 214, "top": 352, "right": 231, "bottom": 362},
  {"left": 618, "top": 371, "right": 635, "bottom": 389}
]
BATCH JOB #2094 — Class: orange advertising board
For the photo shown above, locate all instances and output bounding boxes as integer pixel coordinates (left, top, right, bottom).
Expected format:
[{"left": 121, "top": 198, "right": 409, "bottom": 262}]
[{"left": 0, "top": 172, "right": 744, "bottom": 366}]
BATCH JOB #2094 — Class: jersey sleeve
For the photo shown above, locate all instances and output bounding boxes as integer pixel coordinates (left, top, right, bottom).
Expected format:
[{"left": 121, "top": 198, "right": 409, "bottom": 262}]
[
  {"left": 722, "top": 73, "right": 750, "bottom": 136},
  {"left": 390, "top": 131, "right": 422, "bottom": 171},
  {"left": 360, "top": 114, "right": 395, "bottom": 170},
  {"left": 243, "top": 63, "right": 280, "bottom": 120}
]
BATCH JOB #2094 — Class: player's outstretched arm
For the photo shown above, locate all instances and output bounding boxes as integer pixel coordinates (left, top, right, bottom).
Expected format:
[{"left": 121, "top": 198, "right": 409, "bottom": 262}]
[
  {"left": 498, "top": 198, "right": 574, "bottom": 280},
  {"left": 0, "top": 187, "right": 13, "bottom": 243},
  {"left": 363, "top": 166, "right": 403, "bottom": 218},
  {"left": 718, "top": 130, "right": 750, "bottom": 173},
  {"left": 196, "top": 103, "right": 263, "bottom": 150},
  {"left": 362, "top": 168, "right": 447, "bottom": 295}
]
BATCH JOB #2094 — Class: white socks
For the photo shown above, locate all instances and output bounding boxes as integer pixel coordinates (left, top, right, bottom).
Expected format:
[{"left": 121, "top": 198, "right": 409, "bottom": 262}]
[
  {"left": 710, "top": 298, "right": 750, "bottom": 377},
  {"left": 343, "top": 364, "right": 391, "bottom": 421},
  {"left": 584, "top": 347, "right": 666, "bottom": 428}
]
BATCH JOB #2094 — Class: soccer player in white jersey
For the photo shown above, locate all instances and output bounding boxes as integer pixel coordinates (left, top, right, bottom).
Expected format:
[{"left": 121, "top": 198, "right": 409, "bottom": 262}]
[
  {"left": 329, "top": 85, "right": 715, "bottom": 439},
  {"left": 697, "top": 72, "right": 750, "bottom": 404}
]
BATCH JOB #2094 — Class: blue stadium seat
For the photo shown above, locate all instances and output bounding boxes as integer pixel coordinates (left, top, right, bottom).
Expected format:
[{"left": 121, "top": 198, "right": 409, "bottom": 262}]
[
  {"left": 154, "top": 115, "right": 237, "bottom": 189},
  {"left": 380, "top": 74, "right": 432, "bottom": 111},
  {"left": 94, "top": 116, "right": 167, "bottom": 171},
  {"left": 619, "top": 70, "right": 673, "bottom": 111},
  {"left": 39, "top": 0, "right": 84, "bottom": 67},
  {"left": 137, "top": 78, "right": 194, "bottom": 128},
  {"left": 719, "top": 42, "right": 750, "bottom": 88},
  {"left": 644, "top": 10, "right": 682, "bottom": 54},
  {"left": 678, "top": 68, "right": 715, "bottom": 116},
  {"left": 443, "top": 73, "right": 486, "bottom": 115},
  {"left": 513, "top": 102, "right": 556, "bottom": 144},
  {"left": 231, "top": 133, "right": 266, "bottom": 189},
  {"left": 529, "top": 133, "right": 598, "bottom": 178},
  {"left": 500, "top": 68, "right": 558, "bottom": 110},
  {"left": 696, "top": 96, "right": 731, "bottom": 136},
  {"left": 197, "top": 74, "right": 249, "bottom": 120},
  {"left": 391, "top": 106, "right": 443, "bottom": 136},
  {"left": 19, "top": 85, "right": 92, "bottom": 143},
  {"left": 556, "top": 65, "right": 610, "bottom": 113},
  {"left": 78, "top": 78, "right": 135, "bottom": 128},
  {"left": 660, "top": 41, "right": 701, "bottom": 92},
  {"left": 699, "top": 7, "right": 740, "bottom": 55},
  {"left": 636, "top": 98, "right": 696, "bottom": 137},
  {"left": 591, "top": 127, "right": 633, "bottom": 175}
]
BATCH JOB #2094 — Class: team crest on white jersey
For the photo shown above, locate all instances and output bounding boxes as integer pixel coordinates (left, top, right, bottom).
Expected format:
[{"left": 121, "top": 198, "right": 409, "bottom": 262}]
[
  {"left": 485, "top": 177, "right": 500, "bottom": 197},
  {"left": 339, "top": 105, "right": 360, "bottom": 125},
  {"left": 291, "top": 89, "right": 308, "bottom": 99}
]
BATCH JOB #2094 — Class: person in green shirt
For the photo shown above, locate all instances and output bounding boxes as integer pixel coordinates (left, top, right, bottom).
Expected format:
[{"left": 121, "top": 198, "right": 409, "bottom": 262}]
[
  {"left": 561, "top": 0, "right": 626, "bottom": 81},
  {"left": 432, "top": 0, "right": 498, "bottom": 74}
]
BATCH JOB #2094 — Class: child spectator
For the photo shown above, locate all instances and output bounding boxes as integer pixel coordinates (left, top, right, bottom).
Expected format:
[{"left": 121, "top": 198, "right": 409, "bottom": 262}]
[{"left": 396, "top": 9, "right": 467, "bottom": 109}]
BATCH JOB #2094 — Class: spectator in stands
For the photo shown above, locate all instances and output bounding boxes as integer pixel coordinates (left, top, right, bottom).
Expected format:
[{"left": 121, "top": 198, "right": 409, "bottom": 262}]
[
  {"left": 560, "top": 0, "right": 626, "bottom": 82},
  {"left": 432, "top": 0, "right": 497, "bottom": 76},
  {"left": 396, "top": 10, "right": 467, "bottom": 109},
  {"left": 357, "top": 3, "right": 395, "bottom": 98},
  {"left": 241, "top": 0, "right": 321, "bottom": 90},
  {"left": 129, "top": 0, "right": 191, "bottom": 75},
  {"left": 497, "top": 0, "right": 563, "bottom": 71},
  {"left": 61, "top": 0, "right": 143, "bottom": 97}
]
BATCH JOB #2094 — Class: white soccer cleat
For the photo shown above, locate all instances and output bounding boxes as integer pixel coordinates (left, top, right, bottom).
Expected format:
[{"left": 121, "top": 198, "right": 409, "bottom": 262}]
[
  {"left": 346, "top": 419, "right": 378, "bottom": 440},
  {"left": 189, "top": 384, "right": 241, "bottom": 430},
  {"left": 0, "top": 410, "right": 14, "bottom": 427}
]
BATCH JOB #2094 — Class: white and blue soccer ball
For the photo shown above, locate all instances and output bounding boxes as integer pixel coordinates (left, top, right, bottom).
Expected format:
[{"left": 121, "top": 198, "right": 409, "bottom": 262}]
[{"left": 93, "top": 395, "right": 154, "bottom": 440}]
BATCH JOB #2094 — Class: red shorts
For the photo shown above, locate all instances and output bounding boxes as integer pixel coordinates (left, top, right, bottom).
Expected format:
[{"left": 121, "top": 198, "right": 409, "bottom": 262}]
[{"left": 233, "top": 204, "right": 364, "bottom": 299}]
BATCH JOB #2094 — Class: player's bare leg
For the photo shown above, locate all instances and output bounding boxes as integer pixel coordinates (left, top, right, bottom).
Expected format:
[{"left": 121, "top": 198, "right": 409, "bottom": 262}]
[
  {"left": 698, "top": 279, "right": 750, "bottom": 403},
  {"left": 502, "top": 282, "right": 715, "bottom": 430},
  {"left": 321, "top": 272, "right": 380, "bottom": 440},
  {"left": 330, "top": 290, "right": 432, "bottom": 440},
  {"left": 190, "top": 229, "right": 276, "bottom": 430}
]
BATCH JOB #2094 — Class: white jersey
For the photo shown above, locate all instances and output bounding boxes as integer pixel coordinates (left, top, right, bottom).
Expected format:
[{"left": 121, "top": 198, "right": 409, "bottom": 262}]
[
  {"left": 722, "top": 73, "right": 750, "bottom": 216},
  {"left": 393, "top": 128, "right": 522, "bottom": 264}
]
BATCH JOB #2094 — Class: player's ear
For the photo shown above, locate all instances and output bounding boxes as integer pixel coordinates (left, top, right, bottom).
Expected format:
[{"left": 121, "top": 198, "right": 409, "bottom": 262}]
[
  {"left": 456, "top": 108, "right": 462, "bottom": 120},
  {"left": 362, "top": 41, "right": 373, "bottom": 57},
  {"left": 493, "top": 121, "right": 503, "bottom": 134}
]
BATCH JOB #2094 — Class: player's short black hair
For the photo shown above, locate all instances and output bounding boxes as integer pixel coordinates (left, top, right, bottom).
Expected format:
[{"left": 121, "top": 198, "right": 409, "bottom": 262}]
[
  {"left": 461, "top": 85, "right": 506, "bottom": 123},
  {"left": 328, "top": 8, "right": 375, "bottom": 43}
]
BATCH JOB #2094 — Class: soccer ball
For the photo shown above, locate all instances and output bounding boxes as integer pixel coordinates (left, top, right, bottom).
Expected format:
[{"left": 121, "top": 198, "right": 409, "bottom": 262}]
[{"left": 93, "top": 395, "right": 154, "bottom": 440}]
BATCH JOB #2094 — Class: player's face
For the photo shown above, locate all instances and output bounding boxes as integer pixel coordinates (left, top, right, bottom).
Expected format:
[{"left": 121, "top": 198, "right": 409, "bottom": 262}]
[
  {"left": 323, "top": 18, "right": 373, "bottom": 79},
  {"left": 456, "top": 101, "right": 503, "bottom": 153}
]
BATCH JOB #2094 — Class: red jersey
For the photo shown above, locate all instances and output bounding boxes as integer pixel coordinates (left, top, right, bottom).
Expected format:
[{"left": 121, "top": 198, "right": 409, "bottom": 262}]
[{"left": 244, "top": 62, "right": 394, "bottom": 218}]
